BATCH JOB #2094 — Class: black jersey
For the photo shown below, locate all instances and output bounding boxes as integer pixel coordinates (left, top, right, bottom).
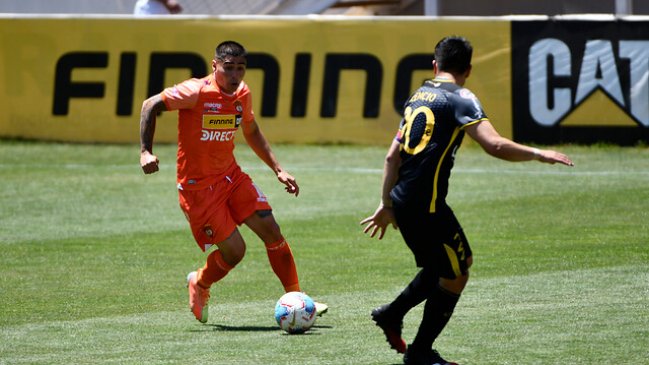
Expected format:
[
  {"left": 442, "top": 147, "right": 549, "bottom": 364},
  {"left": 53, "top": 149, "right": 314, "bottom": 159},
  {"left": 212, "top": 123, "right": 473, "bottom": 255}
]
[{"left": 390, "top": 79, "right": 488, "bottom": 213}]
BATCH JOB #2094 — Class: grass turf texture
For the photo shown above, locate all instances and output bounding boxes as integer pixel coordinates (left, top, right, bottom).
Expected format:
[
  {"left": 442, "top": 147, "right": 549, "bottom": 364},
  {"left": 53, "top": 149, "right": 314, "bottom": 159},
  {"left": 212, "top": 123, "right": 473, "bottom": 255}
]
[{"left": 1, "top": 141, "right": 647, "bottom": 364}]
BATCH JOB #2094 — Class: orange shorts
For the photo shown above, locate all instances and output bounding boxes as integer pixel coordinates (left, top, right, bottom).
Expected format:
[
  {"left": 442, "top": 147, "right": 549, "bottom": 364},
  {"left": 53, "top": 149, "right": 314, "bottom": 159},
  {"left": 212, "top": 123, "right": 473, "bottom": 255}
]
[{"left": 178, "top": 164, "right": 272, "bottom": 251}]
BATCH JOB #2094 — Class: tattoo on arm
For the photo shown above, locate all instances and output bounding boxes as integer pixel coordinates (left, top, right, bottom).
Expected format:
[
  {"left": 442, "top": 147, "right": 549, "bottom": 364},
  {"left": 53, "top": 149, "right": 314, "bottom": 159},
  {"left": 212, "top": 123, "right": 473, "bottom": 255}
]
[{"left": 140, "top": 94, "right": 166, "bottom": 153}]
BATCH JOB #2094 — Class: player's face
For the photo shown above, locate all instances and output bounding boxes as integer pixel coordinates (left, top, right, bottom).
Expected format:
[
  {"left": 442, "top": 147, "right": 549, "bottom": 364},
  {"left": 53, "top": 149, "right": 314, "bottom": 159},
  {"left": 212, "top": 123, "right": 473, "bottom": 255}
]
[{"left": 213, "top": 55, "right": 247, "bottom": 94}]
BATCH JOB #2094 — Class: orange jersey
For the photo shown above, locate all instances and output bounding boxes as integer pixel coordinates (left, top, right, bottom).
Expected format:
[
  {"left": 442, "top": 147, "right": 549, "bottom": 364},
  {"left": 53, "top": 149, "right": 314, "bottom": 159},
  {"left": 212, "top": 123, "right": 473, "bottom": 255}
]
[{"left": 161, "top": 74, "right": 255, "bottom": 190}]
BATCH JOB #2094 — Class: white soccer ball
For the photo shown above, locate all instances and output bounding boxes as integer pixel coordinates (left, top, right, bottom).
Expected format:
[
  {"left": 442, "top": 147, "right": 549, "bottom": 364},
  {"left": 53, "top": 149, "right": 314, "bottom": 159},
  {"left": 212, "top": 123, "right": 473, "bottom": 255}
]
[{"left": 274, "top": 291, "right": 317, "bottom": 334}]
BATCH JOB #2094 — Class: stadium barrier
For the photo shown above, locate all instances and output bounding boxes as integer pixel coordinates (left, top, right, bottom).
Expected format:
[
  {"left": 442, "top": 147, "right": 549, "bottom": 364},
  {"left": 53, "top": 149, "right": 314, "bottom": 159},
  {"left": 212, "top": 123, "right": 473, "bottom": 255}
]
[{"left": 0, "top": 15, "right": 646, "bottom": 145}]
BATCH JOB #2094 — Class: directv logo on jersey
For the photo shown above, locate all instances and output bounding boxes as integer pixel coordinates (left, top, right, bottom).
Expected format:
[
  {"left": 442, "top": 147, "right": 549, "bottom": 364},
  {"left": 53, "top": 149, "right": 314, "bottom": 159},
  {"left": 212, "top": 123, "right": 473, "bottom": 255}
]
[{"left": 201, "top": 130, "right": 236, "bottom": 142}]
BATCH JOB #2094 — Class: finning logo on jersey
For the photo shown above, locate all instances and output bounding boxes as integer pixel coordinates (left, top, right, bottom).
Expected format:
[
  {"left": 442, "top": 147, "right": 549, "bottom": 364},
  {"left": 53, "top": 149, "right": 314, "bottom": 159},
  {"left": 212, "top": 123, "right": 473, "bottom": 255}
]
[{"left": 202, "top": 115, "right": 236, "bottom": 129}]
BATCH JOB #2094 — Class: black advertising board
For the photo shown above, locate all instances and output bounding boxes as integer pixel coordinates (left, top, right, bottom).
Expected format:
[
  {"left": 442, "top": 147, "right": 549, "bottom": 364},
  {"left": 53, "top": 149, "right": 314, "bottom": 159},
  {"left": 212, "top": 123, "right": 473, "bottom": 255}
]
[{"left": 512, "top": 20, "right": 649, "bottom": 145}]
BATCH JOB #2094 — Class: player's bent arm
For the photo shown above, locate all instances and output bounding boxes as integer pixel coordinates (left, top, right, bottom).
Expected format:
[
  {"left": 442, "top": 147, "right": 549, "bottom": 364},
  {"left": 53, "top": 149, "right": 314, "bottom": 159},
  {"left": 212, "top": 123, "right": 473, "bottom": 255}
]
[
  {"left": 242, "top": 119, "right": 300, "bottom": 196},
  {"left": 139, "top": 94, "right": 166, "bottom": 174},
  {"left": 242, "top": 119, "right": 281, "bottom": 173},
  {"left": 465, "top": 120, "right": 574, "bottom": 166}
]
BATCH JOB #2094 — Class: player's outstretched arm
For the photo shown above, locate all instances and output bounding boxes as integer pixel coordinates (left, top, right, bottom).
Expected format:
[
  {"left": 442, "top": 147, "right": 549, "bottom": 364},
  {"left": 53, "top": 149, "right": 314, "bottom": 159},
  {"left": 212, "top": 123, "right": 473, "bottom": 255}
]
[
  {"left": 242, "top": 119, "right": 299, "bottom": 196},
  {"left": 139, "top": 94, "right": 166, "bottom": 174},
  {"left": 465, "top": 120, "right": 574, "bottom": 166}
]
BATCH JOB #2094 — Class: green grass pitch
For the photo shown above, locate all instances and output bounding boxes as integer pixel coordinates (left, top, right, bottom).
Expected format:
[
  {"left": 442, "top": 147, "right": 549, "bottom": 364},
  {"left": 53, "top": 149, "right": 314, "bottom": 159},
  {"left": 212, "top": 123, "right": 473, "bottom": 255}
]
[{"left": 1, "top": 141, "right": 647, "bottom": 364}]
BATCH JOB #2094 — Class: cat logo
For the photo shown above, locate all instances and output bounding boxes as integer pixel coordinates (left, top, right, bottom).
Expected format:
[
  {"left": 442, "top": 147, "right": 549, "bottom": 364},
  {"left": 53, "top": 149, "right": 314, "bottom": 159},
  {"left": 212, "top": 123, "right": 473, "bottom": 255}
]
[
  {"left": 528, "top": 38, "right": 648, "bottom": 127},
  {"left": 511, "top": 20, "right": 649, "bottom": 145}
]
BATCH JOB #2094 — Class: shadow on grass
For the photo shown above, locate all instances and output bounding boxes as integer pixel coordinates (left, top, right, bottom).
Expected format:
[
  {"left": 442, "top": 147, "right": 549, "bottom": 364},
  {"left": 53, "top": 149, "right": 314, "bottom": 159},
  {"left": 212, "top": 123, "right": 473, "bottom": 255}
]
[
  {"left": 210, "top": 324, "right": 278, "bottom": 332},
  {"left": 189, "top": 323, "right": 333, "bottom": 334}
]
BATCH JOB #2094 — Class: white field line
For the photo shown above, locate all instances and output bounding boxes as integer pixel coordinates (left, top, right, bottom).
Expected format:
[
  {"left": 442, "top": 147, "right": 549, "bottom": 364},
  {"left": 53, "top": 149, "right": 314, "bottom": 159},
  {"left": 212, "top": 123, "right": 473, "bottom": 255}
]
[{"left": 0, "top": 163, "right": 645, "bottom": 177}]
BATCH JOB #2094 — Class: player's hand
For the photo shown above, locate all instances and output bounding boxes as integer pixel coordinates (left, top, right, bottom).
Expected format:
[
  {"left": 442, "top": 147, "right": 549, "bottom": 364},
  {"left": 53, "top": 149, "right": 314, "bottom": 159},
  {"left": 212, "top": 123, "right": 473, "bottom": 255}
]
[
  {"left": 360, "top": 205, "right": 398, "bottom": 240},
  {"left": 277, "top": 170, "right": 299, "bottom": 197},
  {"left": 537, "top": 149, "right": 574, "bottom": 167},
  {"left": 140, "top": 151, "right": 159, "bottom": 174}
]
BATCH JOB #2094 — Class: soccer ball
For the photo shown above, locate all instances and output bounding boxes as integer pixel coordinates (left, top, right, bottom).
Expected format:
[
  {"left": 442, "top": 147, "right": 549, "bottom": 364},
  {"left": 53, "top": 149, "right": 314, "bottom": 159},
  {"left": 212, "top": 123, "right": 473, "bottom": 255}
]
[{"left": 274, "top": 291, "right": 317, "bottom": 334}]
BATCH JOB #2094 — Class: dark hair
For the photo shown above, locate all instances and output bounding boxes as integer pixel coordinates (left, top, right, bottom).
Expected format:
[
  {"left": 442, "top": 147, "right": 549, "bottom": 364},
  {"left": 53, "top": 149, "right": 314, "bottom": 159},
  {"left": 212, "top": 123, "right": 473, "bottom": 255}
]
[
  {"left": 215, "top": 41, "right": 247, "bottom": 60},
  {"left": 434, "top": 36, "right": 472, "bottom": 74}
]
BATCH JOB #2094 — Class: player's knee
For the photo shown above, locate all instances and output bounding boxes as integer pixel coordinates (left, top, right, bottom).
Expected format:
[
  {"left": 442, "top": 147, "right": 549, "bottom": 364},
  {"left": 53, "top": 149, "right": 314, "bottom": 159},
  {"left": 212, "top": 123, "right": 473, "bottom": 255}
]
[
  {"left": 219, "top": 231, "right": 247, "bottom": 266},
  {"left": 253, "top": 210, "right": 283, "bottom": 242},
  {"left": 221, "top": 245, "right": 245, "bottom": 266},
  {"left": 440, "top": 273, "right": 469, "bottom": 294},
  {"left": 264, "top": 228, "right": 283, "bottom": 244}
]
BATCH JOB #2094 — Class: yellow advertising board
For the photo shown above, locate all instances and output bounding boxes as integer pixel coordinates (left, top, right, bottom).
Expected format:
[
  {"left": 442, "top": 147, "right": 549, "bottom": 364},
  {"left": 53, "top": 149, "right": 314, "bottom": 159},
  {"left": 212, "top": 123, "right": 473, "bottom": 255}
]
[{"left": 0, "top": 16, "right": 511, "bottom": 144}]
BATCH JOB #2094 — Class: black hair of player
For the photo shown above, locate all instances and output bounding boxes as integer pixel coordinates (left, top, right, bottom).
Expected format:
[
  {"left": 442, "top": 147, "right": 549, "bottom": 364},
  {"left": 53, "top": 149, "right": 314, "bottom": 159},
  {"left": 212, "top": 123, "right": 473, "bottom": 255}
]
[
  {"left": 434, "top": 36, "right": 472, "bottom": 74},
  {"left": 215, "top": 41, "right": 247, "bottom": 61}
]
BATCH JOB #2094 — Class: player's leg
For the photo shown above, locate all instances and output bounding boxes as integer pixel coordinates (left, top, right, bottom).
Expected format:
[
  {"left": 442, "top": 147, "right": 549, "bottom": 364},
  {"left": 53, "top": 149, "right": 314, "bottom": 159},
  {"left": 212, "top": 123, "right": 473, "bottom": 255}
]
[
  {"left": 405, "top": 210, "right": 471, "bottom": 365},
  {"left": 371, "top": 207, "right": 439, "bottom": 354},
  {"left": 243, "top": 210, "right": 300, "bottom": 293},
  {"left": 404, "top": 266, "right": 469, "bottom": 365},
  {"left": 385, "top": 267, "right": 438, "bottom": 319},
  {"left": 180, "top": 183, "right": 243, "bottom": 323},
  {"left": 225, "top": 168, "right": 301, "bottom": 293},
  {"left": 187, "top": 229, "right": 248, "bottom": 323},
  {"left": 371, "top": 267, "right": 437, "bottom": 354},
  {"left": 244, "top": 211, "right": 328, "bottom": 316},
  {"left": 197, "top": 228, "right": 246, "bottom": 285},
  {"left": 371, "top": 266, "right": 439, "bottom": 348},
  {"left": 228, "top": 168, "right": 326, "bottom": 314}
]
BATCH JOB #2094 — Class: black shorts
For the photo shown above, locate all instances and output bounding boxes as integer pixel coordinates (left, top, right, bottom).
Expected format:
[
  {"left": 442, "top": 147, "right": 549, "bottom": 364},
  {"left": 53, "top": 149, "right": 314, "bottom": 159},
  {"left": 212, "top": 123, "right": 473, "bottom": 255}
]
[{"left": 394, "top": 204, "right": 472, "bottom": 278}]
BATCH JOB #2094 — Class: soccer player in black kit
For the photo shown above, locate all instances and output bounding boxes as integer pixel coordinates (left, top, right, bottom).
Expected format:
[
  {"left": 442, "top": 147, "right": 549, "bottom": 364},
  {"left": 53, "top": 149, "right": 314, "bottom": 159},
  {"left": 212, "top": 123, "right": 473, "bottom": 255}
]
[{"left": 360, "top": 36, "right": 574, "bottom": 365}]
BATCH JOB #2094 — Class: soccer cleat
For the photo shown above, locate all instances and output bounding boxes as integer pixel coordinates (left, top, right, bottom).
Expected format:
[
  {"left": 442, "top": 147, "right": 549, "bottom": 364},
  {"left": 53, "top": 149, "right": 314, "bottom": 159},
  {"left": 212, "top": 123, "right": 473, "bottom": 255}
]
[
  {"left": 371, "top": 305, "right": 407, "bottom": 354},
  {"left": 186, "top": 271, "right": 210, "bottom": 323},
  {"left": 314, "top": 301, "right": 329, "bottom": 316},
  {"left": 404, "top": 347, "right": 459, "bottom": 365}
]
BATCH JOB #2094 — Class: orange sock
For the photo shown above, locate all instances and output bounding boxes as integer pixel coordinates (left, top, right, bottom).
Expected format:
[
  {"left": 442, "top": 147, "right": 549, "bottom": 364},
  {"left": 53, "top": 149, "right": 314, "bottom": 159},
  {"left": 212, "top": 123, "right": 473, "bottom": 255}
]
[
  {"left": 266, "top": 238, "right": 300, "bottom": 292},
  {"left": 197, "top": 250, "right": 234, "bottom": 288}
]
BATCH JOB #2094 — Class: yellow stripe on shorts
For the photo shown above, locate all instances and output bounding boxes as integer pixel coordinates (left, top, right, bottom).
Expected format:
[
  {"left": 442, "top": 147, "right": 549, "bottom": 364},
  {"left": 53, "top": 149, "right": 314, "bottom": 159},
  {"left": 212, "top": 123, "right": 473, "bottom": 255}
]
[{"left": 443, "top": 243, "right": 462, "bottom": 277}]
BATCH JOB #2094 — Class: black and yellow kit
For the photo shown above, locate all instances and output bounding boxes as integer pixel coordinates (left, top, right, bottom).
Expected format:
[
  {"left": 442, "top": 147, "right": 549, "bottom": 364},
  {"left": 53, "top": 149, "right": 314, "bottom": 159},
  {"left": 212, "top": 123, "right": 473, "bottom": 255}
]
[{"left": 390, "top": 79, "right": 488, "bottom": 274}]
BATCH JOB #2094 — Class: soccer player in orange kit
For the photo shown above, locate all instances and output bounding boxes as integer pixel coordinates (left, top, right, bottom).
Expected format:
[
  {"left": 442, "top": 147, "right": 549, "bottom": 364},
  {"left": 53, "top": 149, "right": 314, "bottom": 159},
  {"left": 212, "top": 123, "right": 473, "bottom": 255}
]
[{"left": 139, "top": 40, "right": 326, "bottom": 323}]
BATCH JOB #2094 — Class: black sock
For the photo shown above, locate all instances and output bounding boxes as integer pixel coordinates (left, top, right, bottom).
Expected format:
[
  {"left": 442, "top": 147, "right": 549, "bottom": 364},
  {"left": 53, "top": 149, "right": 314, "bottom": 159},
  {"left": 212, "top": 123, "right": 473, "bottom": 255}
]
[
  {"left": 388, "top": 267, "right": 438, "bottom": 319},
  {"left": 410, "top": 284, "right": 460, "bottom": 351}
]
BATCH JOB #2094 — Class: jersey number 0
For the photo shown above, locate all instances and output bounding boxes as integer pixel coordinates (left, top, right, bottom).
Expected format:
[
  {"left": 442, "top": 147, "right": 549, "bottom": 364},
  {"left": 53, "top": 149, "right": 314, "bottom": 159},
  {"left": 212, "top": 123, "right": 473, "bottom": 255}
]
[{"left": 401, "top": 105, "right": 436, "bottom": 155}]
